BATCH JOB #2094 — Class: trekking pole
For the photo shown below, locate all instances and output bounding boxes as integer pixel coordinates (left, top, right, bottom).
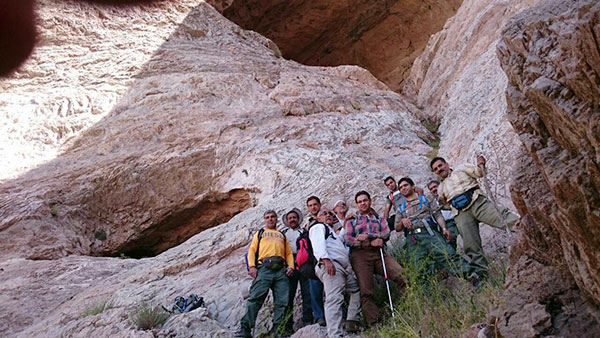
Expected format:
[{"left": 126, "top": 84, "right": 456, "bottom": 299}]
[
  {"left": 379, "top": 248, "right": 397, "bottom": 328},
  {"left": 479, "top": 163, "right": 512, "bottom": 239}
]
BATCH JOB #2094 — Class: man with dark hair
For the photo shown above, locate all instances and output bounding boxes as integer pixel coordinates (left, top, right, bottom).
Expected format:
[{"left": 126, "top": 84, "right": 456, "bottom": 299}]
[
  {"left": 396, "top": 177, "right": 468, "bottom": 279},
  {"left": 427, "top": 180, "right": 458, "bottom": 251},
  {"left": 305, "top": 196, "right": 326, "bottom": 326},
  {"left": 430, "top": 156, "right": 519, "bottom": 277},
  {"left": 383, "top": 176, "right": 406, "bottom": 230},
  {"left": 344, "top": 190, "right": 406, "bottom": 326},
  {"left": 311, "top": 208, "right": 361, "bottom": 337},
  {"left": 306, "top": 196, "right": 321, "bottom": 228},
  {"left": 236, "top": 210, "right": 294, "bottom": 338},
  {"left": 282, "top": 208, "right": 313, "bottom": 332}
]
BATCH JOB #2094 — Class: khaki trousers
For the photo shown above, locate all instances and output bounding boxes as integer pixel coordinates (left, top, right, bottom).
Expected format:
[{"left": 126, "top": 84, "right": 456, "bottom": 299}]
[
  {"left": 316, "top": 260, "right": 361, "bottom": 338},
  {"left": 455, "top": 195, "right": 519, "bottom": 276}
]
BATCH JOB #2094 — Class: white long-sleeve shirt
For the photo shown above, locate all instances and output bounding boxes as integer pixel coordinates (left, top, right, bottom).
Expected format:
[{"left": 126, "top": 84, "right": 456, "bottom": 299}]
[{"left": 309, "top": 222, "right": 350, "bottom": 268}]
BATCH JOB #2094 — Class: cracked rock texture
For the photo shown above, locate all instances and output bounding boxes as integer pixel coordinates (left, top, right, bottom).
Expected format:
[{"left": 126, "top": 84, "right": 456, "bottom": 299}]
[
  {"left": 403, "top": 0, "right": 545, "bottom": 260},
  {"left": 494, "top": 0, "right": 600, "bottom": 336}
]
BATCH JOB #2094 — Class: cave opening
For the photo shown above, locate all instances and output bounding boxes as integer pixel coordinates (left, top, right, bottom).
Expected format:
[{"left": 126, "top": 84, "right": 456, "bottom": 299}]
[{"left": 110, "top": 188, "right": 252, "bottom": 259}]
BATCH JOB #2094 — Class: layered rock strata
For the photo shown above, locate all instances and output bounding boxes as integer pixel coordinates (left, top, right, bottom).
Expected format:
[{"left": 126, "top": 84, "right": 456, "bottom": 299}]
[{"left": 494, "top": 0, "right": 600, "bottom": 336}]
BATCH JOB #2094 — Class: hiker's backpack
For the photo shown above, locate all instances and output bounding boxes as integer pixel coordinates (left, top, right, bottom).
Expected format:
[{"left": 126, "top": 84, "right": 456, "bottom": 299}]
[
  {"left": 295, "top": 223, "right": 332, "bottom": 280},
  {"left": 244, "top": 228, "right": 287, "bottom": 271},
  {"left": 399, "top": 195, "right": 442, "bottom": 232},
  {"left": 164, "top": 294, "right": 205, "bottom": 314}
]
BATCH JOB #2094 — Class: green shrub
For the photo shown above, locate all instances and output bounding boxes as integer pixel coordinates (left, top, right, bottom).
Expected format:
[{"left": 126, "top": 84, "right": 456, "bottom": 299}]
[
  {"left": 83, "top": 299, "right": 114, "bottom": 317},
  {"left": 366, "top": 240, "right": 507, "bottom": 337},
  {"left": 132, "top": 302, "right": 170, "bottom": 330}
]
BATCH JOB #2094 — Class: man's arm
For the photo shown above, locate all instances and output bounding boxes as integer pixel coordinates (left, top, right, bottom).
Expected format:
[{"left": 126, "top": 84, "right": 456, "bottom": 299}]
[
  {"left": 369, "top": 217, "right": 390, "bottom": 241},
  {"left": 309, "top": 224, "right": 329, "bottom": 261},
  {"left": 464, "top": 163, "right": 483, "bottom": 179},
  {"left": 384, "top": 201, "right": 392, "bottom": 220},
  {"left": 284, "top": 236, "right": 294, "bottom": 269},
  {"left": 247, "top": 232, "right": 260, "bottom": 268},
  {"left": 344, "top": 220, "right": 368, "bottom": 248}
]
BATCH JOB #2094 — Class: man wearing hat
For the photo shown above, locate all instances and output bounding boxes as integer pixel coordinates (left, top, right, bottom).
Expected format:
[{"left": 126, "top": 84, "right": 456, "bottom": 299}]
[{"left": 282, "top": 208, "right": 313, "bottom": 333}]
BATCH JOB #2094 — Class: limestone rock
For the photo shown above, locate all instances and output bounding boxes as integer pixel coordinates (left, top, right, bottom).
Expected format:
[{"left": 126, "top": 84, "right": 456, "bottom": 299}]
[
  {"left": 493, "top": 0, "right": 600, "bottom": 336},
  {"left": 0, "top": 0, "right": 435, "bottom": 337}
]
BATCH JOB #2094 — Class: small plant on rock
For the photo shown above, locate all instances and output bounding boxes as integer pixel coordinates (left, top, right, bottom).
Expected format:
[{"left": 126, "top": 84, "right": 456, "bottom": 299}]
[
  {"left": 83, "top": 299, "right": 114, "bottom": 317},
  {"left": 132, "top": 302, "right": 170, "bottom": 330}
]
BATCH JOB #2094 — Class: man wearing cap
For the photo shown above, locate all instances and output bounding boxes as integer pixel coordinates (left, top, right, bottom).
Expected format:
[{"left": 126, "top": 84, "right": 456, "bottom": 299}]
[
  {"left": 282, "top": 208, "right": 313, "bottom": 332},
  {"left": 235, "top": 210, "right": 294, "bottom": 338}
]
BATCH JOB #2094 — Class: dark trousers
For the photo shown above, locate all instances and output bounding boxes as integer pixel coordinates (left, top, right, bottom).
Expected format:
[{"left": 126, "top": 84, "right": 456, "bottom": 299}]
[
  {"left": 285, "top": 269, "right": 313, "bottom": 329},
  {"left": 350, "top": 248, "right": 406, "bottom": 326}
]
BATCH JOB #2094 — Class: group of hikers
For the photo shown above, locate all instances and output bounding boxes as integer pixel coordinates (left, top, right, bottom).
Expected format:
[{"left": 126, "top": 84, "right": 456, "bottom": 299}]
[{"left": 235, "top": 155, "right": 520, "bottom": 338}]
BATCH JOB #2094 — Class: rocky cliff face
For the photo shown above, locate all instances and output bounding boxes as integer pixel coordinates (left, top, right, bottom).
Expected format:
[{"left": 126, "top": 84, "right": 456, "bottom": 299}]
[
  {"left": 2, "top": 0, "right": 599, "bottom": 337},
  {"left": 0, "top": 0, "right": 434, "bottom": 336},
  {"left": 216, "top": 0, "right": 463, "bottom": 92},
  {"left": 494, "top": 0, "right": 600, "bottom": 336}
]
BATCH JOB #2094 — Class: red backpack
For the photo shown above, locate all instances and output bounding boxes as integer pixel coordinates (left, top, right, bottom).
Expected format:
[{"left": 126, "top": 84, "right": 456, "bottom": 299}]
[{"left": 295, "top": 223, "right": 331, "bottom": 280}]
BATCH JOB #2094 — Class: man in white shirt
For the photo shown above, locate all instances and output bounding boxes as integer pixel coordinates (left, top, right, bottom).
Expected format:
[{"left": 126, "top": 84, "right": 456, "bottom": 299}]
[{"left": 310, "top": 208, "right": 361, "bottom": 337}]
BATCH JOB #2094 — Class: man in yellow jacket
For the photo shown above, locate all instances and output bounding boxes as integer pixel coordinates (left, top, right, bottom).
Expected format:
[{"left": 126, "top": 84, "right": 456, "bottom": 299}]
[{"left": 236, "top": 210, "right": 294, "bottom": 338}]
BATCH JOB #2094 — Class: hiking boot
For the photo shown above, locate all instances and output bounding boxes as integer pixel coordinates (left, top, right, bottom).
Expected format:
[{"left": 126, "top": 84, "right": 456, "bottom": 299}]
[
  {"left": 234, "top": 326, "right": 251, "bottom": 338},
  {"left": 316, "top": 318, "right": 326, "bottom": 327},
  {"left": 343, "top": 320, "right": 361, "bottom": 333}
]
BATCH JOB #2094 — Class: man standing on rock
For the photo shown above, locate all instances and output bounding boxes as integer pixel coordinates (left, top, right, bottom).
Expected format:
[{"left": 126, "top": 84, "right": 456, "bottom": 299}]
[
  {"left": 235, "top": 210, "right": 294, "bottom": 338},
  {"left": 311, "top": 208, "right": 361, "bottom": 337},
  {"left": 305, "top": 196, "right": 326, "bottom": 326},
  {"left": 282, "top": 208, "right": 313, "bottom": 332},
  {"left": 430, "top": 156, "right": 520, "bottom": 277},
  {"left": 345, "top": 191, "right": 406, "bottom": 327}
]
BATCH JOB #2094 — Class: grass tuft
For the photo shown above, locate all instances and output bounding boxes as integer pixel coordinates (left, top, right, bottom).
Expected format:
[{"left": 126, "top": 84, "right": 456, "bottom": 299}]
[
  {"left": 83, "top": 299, "right": 114, "bottom": 317},
  {"left": 132, "top": 302, "right": 170, "bottom": 330},
  {"left": 366, "top": 240, "right": 507, "bottom": 337}
]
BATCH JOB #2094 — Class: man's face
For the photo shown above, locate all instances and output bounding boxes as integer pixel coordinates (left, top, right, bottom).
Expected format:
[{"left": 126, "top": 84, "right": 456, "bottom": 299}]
[
  {"left": 307, "top": 199, "right": 321, "bottom": 216},
  {"left": 318, "top": 209, "right": 335, "bottom": 225},
  {"left": 356, "top": 194, "right": 371, "bottom": 213},
  {"left": 432, "top": 159, "right": 450, "bottom": 179},
  {"left": 333, "top": 201, "right": 348, "bottom": 214},
  {"left": 286, "top": 212, "right": 299, "bottom": 229},
  {"left": 384, "top": 179, "right": 397, "bottom": 191},
  {"left": 428, "top": 182, "right": 439, "bottom": 197},
  {"left": 264, "top": 212, "right": 277, "bottom": 229},
  {"left": 398, "top": 181, "right": 414, "bottom": 197}
]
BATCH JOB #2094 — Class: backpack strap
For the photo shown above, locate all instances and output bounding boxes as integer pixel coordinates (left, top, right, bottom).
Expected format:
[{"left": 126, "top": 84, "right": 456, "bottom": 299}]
[{"left": 254, "top": 228, "right": 265, "bottom": 267}]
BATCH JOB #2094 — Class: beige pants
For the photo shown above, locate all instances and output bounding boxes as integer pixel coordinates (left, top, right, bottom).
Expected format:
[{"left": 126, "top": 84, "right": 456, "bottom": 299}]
[{"left": 316, "top": 260, "right": 361, "bottom": 338}]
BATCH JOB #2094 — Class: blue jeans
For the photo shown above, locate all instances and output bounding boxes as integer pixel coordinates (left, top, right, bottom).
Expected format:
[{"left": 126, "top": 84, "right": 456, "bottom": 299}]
[{"left": 309, "top": 278, "right": 325, "bottom": 321}]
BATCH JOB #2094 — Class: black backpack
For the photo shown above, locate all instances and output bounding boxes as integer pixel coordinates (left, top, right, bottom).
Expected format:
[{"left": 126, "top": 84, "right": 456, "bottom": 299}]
[
  {"left": 295, "top": 223, "right": 332, "bottom": 280},
  {"left": 162, "top": 294, "right": 205, "bottom": 314}
]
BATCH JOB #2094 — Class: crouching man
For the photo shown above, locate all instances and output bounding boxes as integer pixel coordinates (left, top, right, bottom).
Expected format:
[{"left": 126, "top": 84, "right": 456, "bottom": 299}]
[
  {"left": 236, "top": 210, "right": 294, "bottom": 338},
  {"left": 310, "top": 208, "right": 361, "bottom": 337}
]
